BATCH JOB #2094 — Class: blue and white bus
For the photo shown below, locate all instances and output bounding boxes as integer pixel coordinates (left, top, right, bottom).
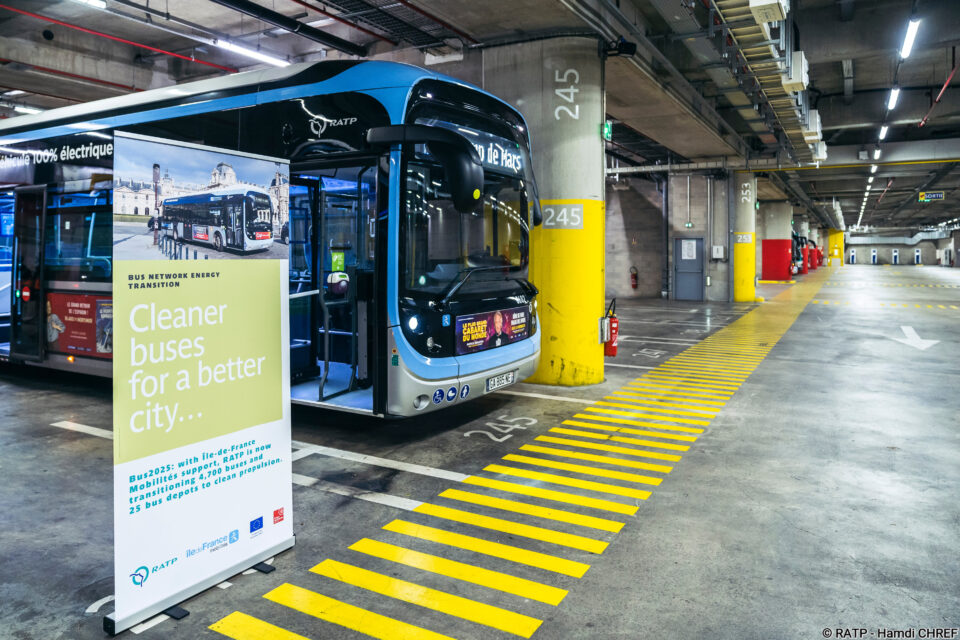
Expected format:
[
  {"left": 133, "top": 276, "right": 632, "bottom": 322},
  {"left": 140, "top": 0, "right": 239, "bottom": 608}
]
[
  {"left": 0, "top": 60, "right": 542, "bottom": 418},
  {"left": 161, "top": 186, "right": 274, "bottom": 253}
]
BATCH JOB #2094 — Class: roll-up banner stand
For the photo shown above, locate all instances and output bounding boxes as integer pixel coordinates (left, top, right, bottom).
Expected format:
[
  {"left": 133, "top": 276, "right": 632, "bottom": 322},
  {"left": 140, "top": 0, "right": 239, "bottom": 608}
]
[{"left": 106, "top": 132, "right": 293, "bottom": 634}]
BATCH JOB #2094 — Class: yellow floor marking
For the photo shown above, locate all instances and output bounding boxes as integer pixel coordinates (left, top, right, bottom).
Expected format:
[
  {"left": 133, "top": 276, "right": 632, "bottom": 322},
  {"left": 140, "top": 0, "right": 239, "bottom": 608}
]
[
  {"left": 653, "top": 367, "right": 749, "bottom": 381},
  {"left": 595, "top": 400, "right": 718, "bottom": 417},
  {"left": 309, "top": 560, "right": 543, "bottom": 638},
  {"left": 549, "top": 427, "right": 690, "bottom": 452},
  {"left": 563, "top": 419, "right": 698, "bottom": 442},
  {"left": 668, "top": 353, "right": 761, "bottom": 363},
  {"left": 535, "top": 435, "right": 682, "bottom": 462},
  {"left": 413, "top": 503, "right": 609, "bottom": 553},
  {"left": 462, "top": 476, "right": 638, "bottom": 515},
  {"left": 664, "top": 361, "right": 755, "bottom": 374},
  {"left": 263, "top": 583, "right": 454, "bottom": 640},
  {"left": 951, "top": 305, "right": 958, "bottom": 310},
  {"left": 349, "top": 538, "right": 569, "bottom": 605},
  {"left": 605, "top": 393, "right": 722, "bottom": 411},
  {"left": 915, "top": 304, "right": 921, "bottom": 308},
  {"left": 210, "top": 612, "right": 313, "bottom": 640},
  {"left": 483, "top": 464, "right": 652, "bottom": 501},
  {"left": 812, "top": 300, "right": 819, "bottom": 304},
  {"left": 926, "top": 304, "right": 932, "bottom": 308},
  {"left": 502, "top": 453, "right": 664, "bottom": 486},
  {"left": 384, "top": 520, "right": 593, "bottom": 576},
  {"left": 519, "top": 444, "right": 673, "bottom": 474},
  {"left": 938, "top": 305, "right": 946, "bottom": 309},
  {"left": 643, "top": 372, "right": 747, "bottom": 386},
  {"left": 614, "top": 388, "right": 728, "bottom": 403},
  {"left": 439, "top": 489, "right": 624, "bottom": 533},
  {"left": 626, "top": 383, "right": 732, "bottom": 399},
  {"left": 641, "top": 374, "right": 740, "bottom": 389},
  {"left": 573, "top": 411, "right": 705, "bottom": 434},
  {"left": 583, "top": 406, "right": 710, "bottom": 426}
]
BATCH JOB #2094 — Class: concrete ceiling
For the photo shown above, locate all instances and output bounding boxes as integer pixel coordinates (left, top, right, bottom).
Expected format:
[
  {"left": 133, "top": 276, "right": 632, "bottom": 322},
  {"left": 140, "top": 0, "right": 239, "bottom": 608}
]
[{"left": 1, "top": 0, "right": 958, "bottom": 230}]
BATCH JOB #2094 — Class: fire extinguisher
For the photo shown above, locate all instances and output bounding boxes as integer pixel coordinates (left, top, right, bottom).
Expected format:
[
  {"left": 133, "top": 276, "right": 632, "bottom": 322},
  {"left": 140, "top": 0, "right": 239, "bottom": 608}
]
[
  {"left": 629, "top": 266, "right": 638, "bottom": 290},
  {"left": 604, "top": 299, "right": 619, "bottom": 357}
]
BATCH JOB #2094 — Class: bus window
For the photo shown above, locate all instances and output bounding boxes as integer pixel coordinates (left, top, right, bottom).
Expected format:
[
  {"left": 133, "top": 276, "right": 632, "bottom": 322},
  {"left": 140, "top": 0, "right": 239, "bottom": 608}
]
[{"left": 44, "top": 207, "right": 112, "bottom": 283}]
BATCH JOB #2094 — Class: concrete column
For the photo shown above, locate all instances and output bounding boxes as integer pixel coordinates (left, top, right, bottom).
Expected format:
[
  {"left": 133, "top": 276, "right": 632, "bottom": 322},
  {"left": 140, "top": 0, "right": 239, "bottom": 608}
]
[
  {"left": 484, "top": 37, "right": 605, "bottom": 385},
  {"left": 756, "top": 201, "right": 792, "bottom": 281},
  {"left": 732, "top": 174, "right": 757, "bottom": 301}
]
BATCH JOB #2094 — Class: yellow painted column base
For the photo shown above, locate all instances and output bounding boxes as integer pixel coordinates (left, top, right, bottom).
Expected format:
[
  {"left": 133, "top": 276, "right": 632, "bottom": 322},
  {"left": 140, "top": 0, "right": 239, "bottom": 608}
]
[
  {"left": 528, "top": 199, "right": 604, "bottom": 386},
  {"left": 733, "top": 232, "right": 756, "bottom": 302}
]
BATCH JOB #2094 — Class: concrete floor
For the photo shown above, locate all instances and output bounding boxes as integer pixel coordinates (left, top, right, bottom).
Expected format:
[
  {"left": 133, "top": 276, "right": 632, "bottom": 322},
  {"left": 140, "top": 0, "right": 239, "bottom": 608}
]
[{"left": 1, "top": 264, "right": 958, "bottom": 639}]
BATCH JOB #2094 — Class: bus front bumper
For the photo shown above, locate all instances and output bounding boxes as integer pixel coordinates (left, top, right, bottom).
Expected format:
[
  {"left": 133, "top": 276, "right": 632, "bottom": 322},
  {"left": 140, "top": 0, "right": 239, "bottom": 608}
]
[{"left": 385, "top": 342, "right": 539, "bottom": 418}]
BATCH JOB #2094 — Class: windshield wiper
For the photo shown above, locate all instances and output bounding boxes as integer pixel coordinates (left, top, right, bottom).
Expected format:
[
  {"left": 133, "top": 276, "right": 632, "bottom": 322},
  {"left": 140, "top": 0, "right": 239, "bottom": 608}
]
[{"left": 434, "top": 266, "right": 509, "bottom": 311}]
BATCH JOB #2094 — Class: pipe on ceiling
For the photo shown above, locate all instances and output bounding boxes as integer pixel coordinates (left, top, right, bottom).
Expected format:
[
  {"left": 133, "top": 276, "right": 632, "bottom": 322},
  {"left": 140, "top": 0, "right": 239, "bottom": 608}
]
[
  {"left": 0, "top": 58, "right": 142, "bottom": 93},
  {"left": 0, "top": 3, "right": 237, "bottom": 73},
  {"left": 285, "top": 0, "right": 397, "bottom": 45},
  {"left": 390, "top": 0, "right": 478, "bottom": 45},
  {"left": 208, "top": 0, "right": 367, "bottom": 57},
  {"left": 918, "top": 47, "right": 958, "bottom": 128}
]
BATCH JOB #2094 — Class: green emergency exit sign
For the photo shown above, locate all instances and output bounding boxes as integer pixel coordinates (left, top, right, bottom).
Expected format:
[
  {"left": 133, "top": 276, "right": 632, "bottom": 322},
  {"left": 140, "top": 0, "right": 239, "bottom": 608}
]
[{"left": 602, "top": 121, "right": 613, "bottom": 141}]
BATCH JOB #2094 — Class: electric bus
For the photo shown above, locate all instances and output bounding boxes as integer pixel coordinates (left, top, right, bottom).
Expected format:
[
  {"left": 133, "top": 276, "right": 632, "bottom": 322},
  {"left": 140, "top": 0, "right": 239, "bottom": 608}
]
[
  {"left": 161, "top": 187, "right": 274, "bottom": 253},
  {"left": 0, "top": 60, "right": 542, "bottom": 418}
]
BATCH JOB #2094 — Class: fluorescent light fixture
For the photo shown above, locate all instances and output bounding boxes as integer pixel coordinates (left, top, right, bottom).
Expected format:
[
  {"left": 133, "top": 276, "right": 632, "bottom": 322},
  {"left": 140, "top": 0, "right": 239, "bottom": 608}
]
[
  {"left": 2, "top": 89, "right": 25, "bottom": 97},
  {"left": 13, "top": 105, "right": 43, "bottom": 115},
  {"left": 887, "top": 87, "right": 901, "bottom": 110},
  {"left": 69, "top": 0, "right": 107, "bottom": 7},
  {"left": 871, "top": 164, "right": 878, "bottom": 173},
  {"left": 213, "top": 40, "right": 289, "bottom": 67},
  {"left": 868, "top": 176, "right": 874, "bottom": 184},
  {"left": 874, "top": 148, "right": 882, "bottom": 160},
  {"left": 900, "top": 19, "right": 921, "bottom": 58},
  {"left": 866, "top": 185, "right": 871, "bottom": 191},
  {"left": 879, "top": 125, "right": 889, "bottom": 140}
]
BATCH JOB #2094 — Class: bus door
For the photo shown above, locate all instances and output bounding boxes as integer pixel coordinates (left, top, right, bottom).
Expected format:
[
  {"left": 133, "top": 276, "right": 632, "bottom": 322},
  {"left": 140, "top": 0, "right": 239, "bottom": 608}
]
[
  {"left": 290, "top": 158, "right": 385, "bottom": 412},
  {"left": 225, "top": 201, "right": 243, "bottom": 250},
  {"left": 9, "top": 186, "right": 47, "bottom": 361}
]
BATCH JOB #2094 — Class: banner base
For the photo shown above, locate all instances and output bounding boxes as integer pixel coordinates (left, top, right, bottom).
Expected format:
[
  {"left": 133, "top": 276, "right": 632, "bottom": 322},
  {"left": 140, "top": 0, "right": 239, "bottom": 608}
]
[{"left": 103, "top": 536, "right": 294, "bottom": 636}]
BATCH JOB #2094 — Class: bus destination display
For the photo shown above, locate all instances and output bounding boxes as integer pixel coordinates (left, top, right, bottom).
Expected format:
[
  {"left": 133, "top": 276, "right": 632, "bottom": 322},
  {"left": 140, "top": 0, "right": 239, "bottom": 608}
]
[{"left": 455, "top": 306, "right": 529, "bottom": 355}]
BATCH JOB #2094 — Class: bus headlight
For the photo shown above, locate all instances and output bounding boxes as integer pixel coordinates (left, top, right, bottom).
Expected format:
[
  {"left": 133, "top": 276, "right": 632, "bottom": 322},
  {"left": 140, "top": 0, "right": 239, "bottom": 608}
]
[{"left": 407, "top": 315, "right": 420, "bottom": 332}]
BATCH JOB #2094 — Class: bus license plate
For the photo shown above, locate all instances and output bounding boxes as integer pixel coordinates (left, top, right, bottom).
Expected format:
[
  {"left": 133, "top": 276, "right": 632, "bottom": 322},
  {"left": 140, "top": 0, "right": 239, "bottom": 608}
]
[
  {"left": 485, "top": 370, "right": 516, "bottom": 392},
  {"left": 255, "top": 231, "right": 271, "bottom": 240}
]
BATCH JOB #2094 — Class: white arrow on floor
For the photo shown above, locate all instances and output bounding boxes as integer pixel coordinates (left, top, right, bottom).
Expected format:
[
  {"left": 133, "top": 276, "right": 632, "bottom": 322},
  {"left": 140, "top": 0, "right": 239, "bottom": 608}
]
[{"left": 892, "top": 326, "right": 939, "bottom": 351}]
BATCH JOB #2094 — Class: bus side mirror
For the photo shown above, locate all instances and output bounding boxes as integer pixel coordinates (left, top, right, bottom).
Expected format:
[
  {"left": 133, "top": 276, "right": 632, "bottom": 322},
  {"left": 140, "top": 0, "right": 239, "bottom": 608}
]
[
  {"left": 426, "top": 141, "right": 483, "bottom": 213},
  {"left": 366, "top": 125, "right": 484, "bottom": 213}
]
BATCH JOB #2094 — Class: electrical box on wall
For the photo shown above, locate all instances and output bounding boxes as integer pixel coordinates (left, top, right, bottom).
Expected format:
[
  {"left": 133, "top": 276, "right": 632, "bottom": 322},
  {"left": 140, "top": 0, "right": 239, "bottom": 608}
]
[
  {"left": 711, "top": 245, "right": 727, "bottom": 260},
  {"left": 749, "top": 0, "right": 788, "bottom": 24}
]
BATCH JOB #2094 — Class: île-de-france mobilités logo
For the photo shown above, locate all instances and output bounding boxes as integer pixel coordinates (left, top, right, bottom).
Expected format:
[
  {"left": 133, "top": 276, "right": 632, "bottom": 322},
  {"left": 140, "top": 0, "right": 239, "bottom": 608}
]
[{"left": 130, "top": 565, "right": 149, "bottom": 587}]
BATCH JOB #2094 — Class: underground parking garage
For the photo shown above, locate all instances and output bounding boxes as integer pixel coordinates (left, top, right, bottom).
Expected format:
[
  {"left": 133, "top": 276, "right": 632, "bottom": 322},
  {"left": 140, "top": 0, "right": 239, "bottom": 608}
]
[{"left": 0, "top": 0, "right": 959, "bottom": 638}]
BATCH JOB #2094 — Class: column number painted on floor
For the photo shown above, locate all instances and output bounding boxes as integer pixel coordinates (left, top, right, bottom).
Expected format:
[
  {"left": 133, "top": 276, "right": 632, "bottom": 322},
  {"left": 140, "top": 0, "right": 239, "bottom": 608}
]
[
  {"left": 554, "top": 68, "right": 580, "bottom": 120},
  {"left": 463, "top": 415, "right": 537, "bottom": 442},
  {"left": 542, "top": 204, "right": 584, "bottom": 229}
]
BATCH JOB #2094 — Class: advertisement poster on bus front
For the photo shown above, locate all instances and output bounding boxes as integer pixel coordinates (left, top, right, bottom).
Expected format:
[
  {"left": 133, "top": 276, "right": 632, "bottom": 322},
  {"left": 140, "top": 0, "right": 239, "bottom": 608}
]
[
  {"left": 455, "top": 305, "right": 530, "bottom": 355},
  {"left": 108, "top": 133, "right": 292, "bottom": 633}
]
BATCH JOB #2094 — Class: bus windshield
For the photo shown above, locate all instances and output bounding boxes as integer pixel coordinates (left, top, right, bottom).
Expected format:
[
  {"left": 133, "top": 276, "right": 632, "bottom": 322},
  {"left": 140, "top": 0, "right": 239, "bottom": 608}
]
[
  {"left": 402, "top": 160, "right": 528, "bottom": 298},
  {"left": 246, "top": 193, "right": 273, "bottom": 236}
]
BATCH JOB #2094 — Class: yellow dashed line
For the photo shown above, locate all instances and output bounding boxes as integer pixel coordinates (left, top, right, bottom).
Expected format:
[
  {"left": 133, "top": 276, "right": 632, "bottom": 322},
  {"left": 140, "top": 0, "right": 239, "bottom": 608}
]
[
  {"left": 482, "top": 464, "right": 652, "bottom": 502},
  {"left": 438, "top": 489, "right": 625, "bottom": 533},
  {"left": 309, "top": 560, "right": 544, "bottom": 638},
  {"left": 519, "top": 444, "right": 673, "bottom": 474},
  {"left": 349, "top": 537, "right": 570, "bottom": 605},
  {"left": 502, "top": 453, "right": 664, "bottom": 486},
  {"left": 262, "top": 583, "right": 457, "bottom": 640},
  {"left": 462, "top": 476, "right": 639, "bottom": 516}
]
